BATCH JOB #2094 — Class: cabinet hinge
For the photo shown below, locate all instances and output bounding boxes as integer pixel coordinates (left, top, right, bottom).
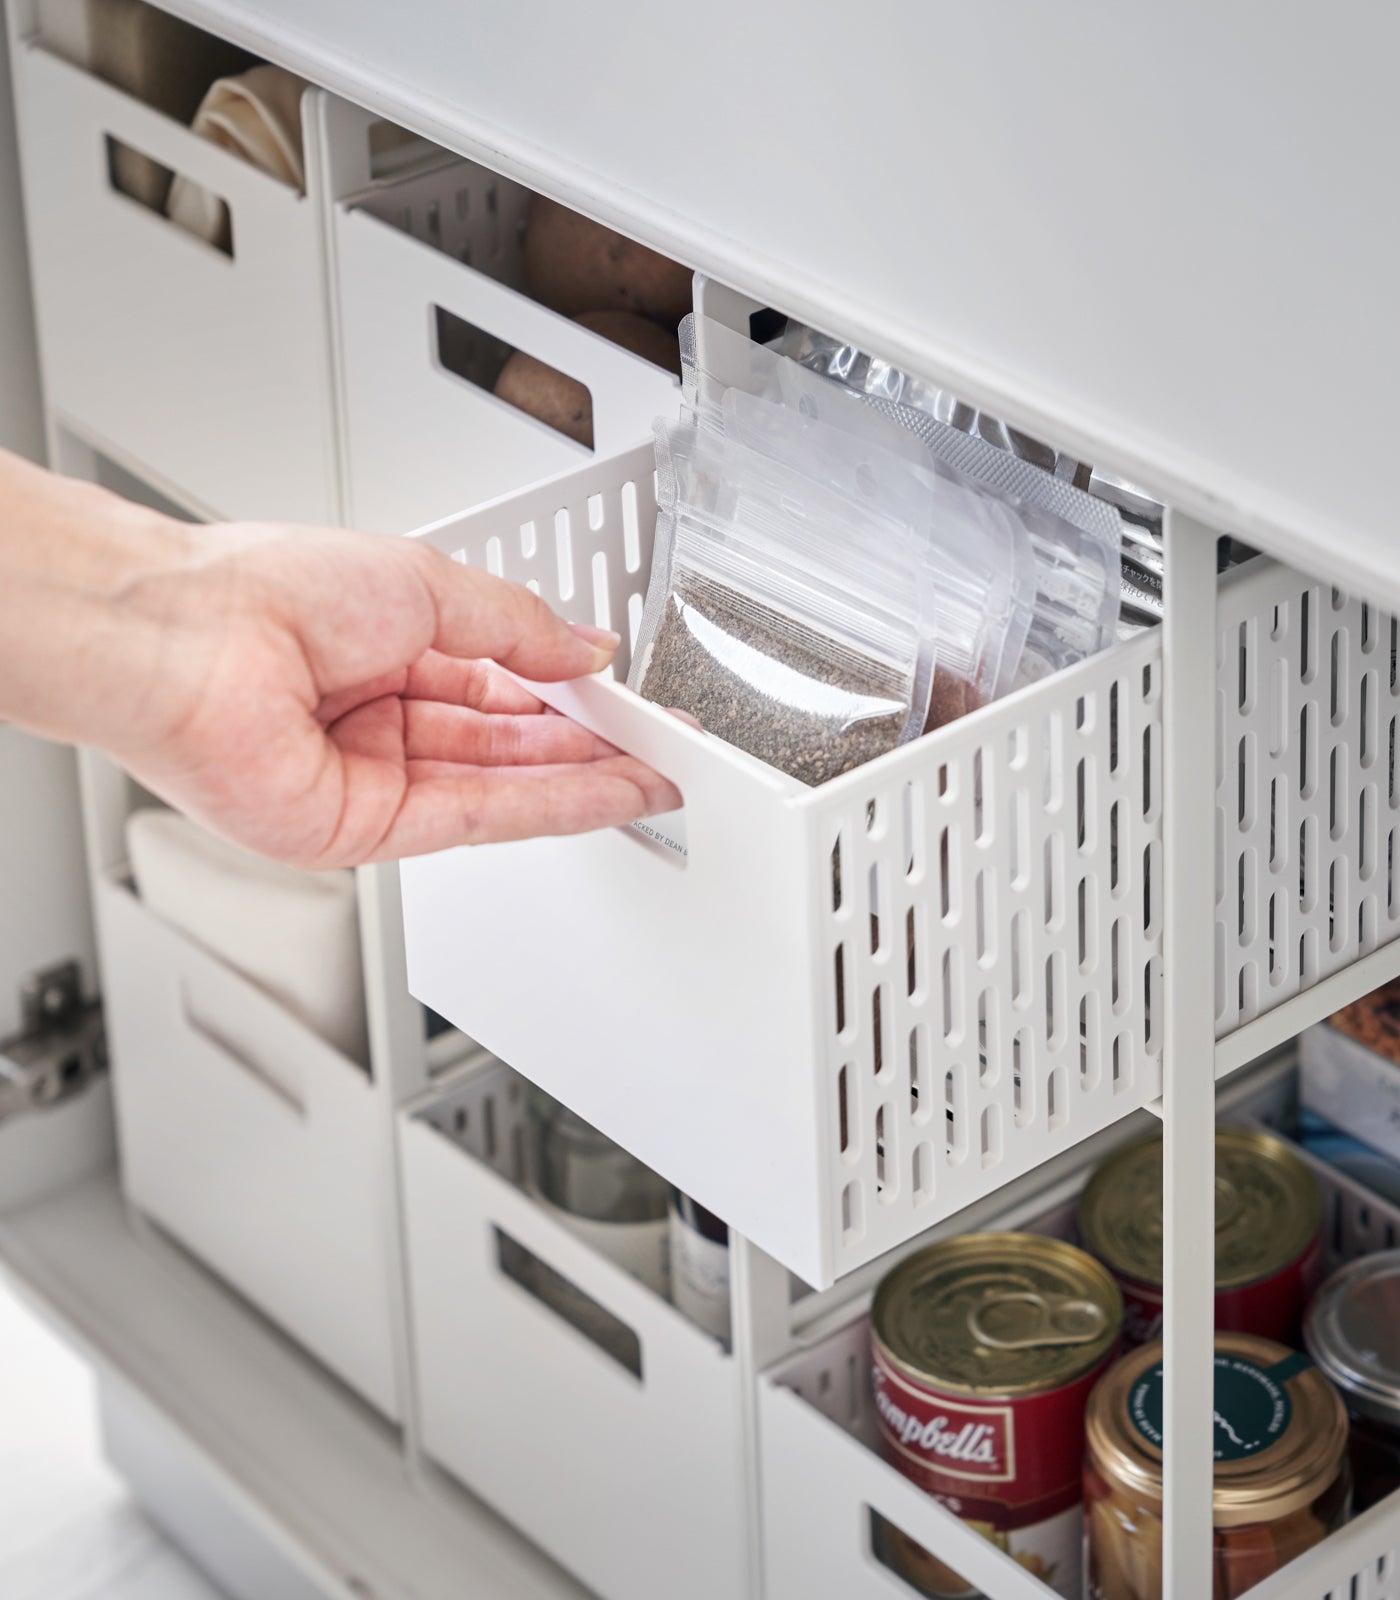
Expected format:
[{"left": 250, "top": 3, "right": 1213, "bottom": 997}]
[{"left": 0, "top": 960, "right": 106, "bottom": 1121}]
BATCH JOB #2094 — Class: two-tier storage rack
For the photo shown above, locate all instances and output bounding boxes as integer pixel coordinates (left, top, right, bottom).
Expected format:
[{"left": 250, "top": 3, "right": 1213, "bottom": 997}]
[{"left": 3, "top": 4, "right": 1398, "bottom": 1599}]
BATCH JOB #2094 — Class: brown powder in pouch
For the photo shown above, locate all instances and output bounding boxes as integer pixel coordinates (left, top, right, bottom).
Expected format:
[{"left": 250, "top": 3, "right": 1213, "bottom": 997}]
[{"left": 637, "top": 577, "right": 915, "bottom": 788}]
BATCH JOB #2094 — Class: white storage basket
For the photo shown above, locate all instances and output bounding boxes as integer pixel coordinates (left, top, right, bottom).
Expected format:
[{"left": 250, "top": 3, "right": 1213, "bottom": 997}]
[
  {"left": 399, "top": 1056, "right": 748, "bottom": 1600},
  {"left": 1216, "top": 559, "right": 1400, "bottom": 1035},
  {"left": 97, "top": 872, "right": 400, "bottom": 1418},
  {"left": 12, "top": 40, "right": 338, "bottom": 522},
  {"left": 400, "top": 442, "right": 1166, "bottom": 1288},
  {"left": 759, "top": 1081, "right": 1400, "bottom": 1600},
  {"left": 321, "top": 101, "right": 681, "bottom": 534}
]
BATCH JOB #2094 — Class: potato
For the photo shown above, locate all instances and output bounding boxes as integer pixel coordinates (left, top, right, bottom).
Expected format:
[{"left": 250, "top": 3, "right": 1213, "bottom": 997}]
[
  {"left": 493, "top": 312, "right": 680, "bottom": 449},
  {"left": 574, "top": 310, "right": 680, "bottom": 374},
  {"left": 523, "top": 196, "right": 692, "bottom": 325},
  {"left": 493, "top": 351, "right": 592, "bottom": 446}
]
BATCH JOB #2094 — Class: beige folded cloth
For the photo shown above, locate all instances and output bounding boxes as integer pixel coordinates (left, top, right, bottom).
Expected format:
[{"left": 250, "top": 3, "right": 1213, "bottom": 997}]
[
  {"left": 167, "top": 65, "right": 310, "bottom": 251},
  {"left": 126, "top": 808, "right": 369, "bottom": 1070},
  {"left": 48, "top": 0, "right": 254, "bottom": 211}
]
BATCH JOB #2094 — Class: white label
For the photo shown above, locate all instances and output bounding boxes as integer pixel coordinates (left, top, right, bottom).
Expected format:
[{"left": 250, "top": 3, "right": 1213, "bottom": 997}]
[
  {"left": 876, "top": 1503, "right": 1081, "bottom": 1600},
  {"left": 630, "top": 809, "right": 688, "bottom": 859},
  {"left": 1008, "top": 1503, "right": 1081, "bottom": 1599},
  {"left": 669, "top": 1211, "right": 730, "bottom": 1343}
]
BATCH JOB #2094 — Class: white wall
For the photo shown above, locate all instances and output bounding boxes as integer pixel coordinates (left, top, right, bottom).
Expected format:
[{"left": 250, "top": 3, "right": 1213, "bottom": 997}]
[
  {"left": 0, "top": 2, "right": 97, "bottom": 1039},
  {"left": 0, "top": 1, "right": 42, "bottom": 463}
]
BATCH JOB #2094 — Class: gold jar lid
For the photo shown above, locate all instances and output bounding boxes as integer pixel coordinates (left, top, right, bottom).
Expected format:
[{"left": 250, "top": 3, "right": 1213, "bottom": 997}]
[
  {"left": 871, "top": 1232, "right": 1122, "bottom": 1398},
  {"left": 1085, "top": 1333, "right": 1348, "bottom": 1527},
  {"left": 1078, "top": 1128, "right": 1321, "bottom": 1292}
]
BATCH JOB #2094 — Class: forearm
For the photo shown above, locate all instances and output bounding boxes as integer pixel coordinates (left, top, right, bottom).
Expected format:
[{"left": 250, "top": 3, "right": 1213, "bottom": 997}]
[
  {"left": 0, "top": 447, "right": 192, "bottom": 591},
  {"left": 0, "top": 449, "right": 196, "bottom": 745}
]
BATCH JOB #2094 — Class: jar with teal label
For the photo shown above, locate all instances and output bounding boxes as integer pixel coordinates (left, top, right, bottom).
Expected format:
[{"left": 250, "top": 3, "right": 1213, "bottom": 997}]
[{"left": 1083, "top": 1333, "right": 1350, "bottom": 1599}]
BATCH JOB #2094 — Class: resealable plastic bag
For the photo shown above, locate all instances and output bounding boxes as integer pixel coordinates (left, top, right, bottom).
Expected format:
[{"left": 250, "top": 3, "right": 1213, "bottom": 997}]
[
  {"left": 772, "top": 318, "right": 1172, "bottom": 625},
  {"left": 630, "top": 418, "right": 938, "bottom": 786},
  {"left": 719, "top": 387, "right": 1036, "bottom": 714},
  {"left": 680, "top": 315, "right": 1124, "bottom": 686}
]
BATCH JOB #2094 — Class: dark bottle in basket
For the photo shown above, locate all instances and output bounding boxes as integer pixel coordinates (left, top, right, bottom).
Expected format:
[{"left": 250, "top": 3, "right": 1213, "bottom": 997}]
[{"left": 668, "top": 1188, "right": 731, "bottom": 1345}]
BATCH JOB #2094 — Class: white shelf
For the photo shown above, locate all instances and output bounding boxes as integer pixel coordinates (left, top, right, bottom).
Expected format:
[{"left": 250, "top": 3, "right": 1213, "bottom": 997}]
[
  {"left": 0, "top": 1169, "right": 591, "bottom": 1600},
  {"left": 110, "top": 0, "right": 1400, "bottom": 605},
  {"left": 8, "top": 6, "right": 1400, "bottom": 1596}
]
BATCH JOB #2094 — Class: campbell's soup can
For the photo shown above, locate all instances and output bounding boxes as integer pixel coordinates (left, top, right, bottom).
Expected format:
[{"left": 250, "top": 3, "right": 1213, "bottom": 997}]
[
  {"left": 1078, "top": 1127, "right": 1322, "bottom": 1348},
  {"left": 870, "top": 1232, "right": 1122, "bottom": 1599}
]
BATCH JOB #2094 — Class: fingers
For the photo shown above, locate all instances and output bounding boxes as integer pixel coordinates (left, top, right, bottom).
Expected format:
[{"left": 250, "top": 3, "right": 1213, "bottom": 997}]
[
  {"left": 402, "top": 652, "right": 546, "bottom": 714},
  {"left": 372, "top": 756, "right": 682, "bottom": 859},
  {"left": 316, "top": 669, "right": 410, "bottom": 727},
  {"left": 402, "top": 700, "right": 621, "bottom": 767},
  {"left": 231, "top": 528, "right": 617, "bottom": 699},
  {"left": 317, "top": 658, "right": 549, "bottom": 730},
  {"left": 407, "top": 543, "right": 620, "bottom": 682}
]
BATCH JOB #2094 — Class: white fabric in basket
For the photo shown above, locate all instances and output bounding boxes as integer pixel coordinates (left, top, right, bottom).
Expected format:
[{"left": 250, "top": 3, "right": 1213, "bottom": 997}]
[
  {"left": 166, "top": 65, "right": 308, "bottom": 252},
  {"left": 126, "top": 808, "right": 368, "bottom": 1069}
]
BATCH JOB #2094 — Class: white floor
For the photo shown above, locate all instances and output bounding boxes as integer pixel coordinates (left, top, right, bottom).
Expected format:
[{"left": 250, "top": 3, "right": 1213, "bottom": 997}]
[{"left": 0, "top": 1276, "right": 226, "bottom": 1600}]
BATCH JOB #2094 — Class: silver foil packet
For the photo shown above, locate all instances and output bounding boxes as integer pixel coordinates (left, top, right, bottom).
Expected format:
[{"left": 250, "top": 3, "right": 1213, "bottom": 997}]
[{"left": 778, "top": 321, "right": 1169, "bottom": 629}]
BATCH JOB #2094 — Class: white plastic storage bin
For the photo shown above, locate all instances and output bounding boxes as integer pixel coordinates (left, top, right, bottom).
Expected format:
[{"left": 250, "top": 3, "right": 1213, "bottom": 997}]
[
  {"left": 758, "top": 1078, "right": 1400, "bottom": 1600},
  {"left": 399, "top": 1056, "right": 749, "bottom": 1600},
  {"left": 96, "top": 871, "right": 400, "bottom": 1418},
  {"left": 10, "top": 36, "right": 338, "bottom": 522},
  {"left": 321, "top": 101, "right": 682, "bottom": 534},
  {"left": 1216, "top": 558, "right": 1400, "bottom": 1034},
  {"left": 400, "top": 441, "right": 1167, "bottom": 1288}
]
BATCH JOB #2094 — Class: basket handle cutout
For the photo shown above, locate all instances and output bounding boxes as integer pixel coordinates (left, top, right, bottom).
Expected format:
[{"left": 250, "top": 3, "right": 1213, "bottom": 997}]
[{"left": 494, "top": 1226, "right": 644, "bottom": 1382}]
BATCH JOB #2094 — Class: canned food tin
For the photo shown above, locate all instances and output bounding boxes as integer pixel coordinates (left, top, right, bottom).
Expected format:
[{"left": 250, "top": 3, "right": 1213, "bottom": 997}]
[
  {"left": 1078, "top": 1128, "right": 1322, "bottom": 1346},
  {"left": 870, "top": 1233, "right": 1122, "bottom": 1599},
  {"left": 1084, "top": 1333, "right": 1350, "bottom": 1599}
]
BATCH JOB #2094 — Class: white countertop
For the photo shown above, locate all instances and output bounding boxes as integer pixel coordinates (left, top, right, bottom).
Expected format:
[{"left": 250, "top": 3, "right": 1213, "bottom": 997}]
[{"left": 147, "top": 0, "right": 1400, "bottom": 605}]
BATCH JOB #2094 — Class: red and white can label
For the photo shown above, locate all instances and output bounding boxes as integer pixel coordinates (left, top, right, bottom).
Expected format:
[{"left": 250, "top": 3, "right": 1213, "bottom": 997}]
[
  {"left": 1115, "top": 1233, "right": 1323, "bottom": 1348},
  {"left": 873, "top": 1369, "right": 1016, "bottom": 1483},
  {"left": 872, "top": 1354, "right": 1111, "bottom": 1600},
  {"left": 871, "top": 1356, "right": 1109, "bottom": 1521}
]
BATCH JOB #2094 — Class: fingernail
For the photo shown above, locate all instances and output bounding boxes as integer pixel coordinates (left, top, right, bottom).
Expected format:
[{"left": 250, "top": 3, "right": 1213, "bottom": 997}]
[{"left": 569, "top": 621, "right": 621, "bottom": 653}]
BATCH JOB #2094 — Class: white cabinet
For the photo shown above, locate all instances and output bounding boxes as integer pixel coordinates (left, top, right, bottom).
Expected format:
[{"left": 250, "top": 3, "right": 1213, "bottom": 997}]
[
  {"left": 5, "top": 4, "right": 1400, "bottom": 1599},
  {"left": 10, "top": 36, "right": 339, "bottom": 521}
]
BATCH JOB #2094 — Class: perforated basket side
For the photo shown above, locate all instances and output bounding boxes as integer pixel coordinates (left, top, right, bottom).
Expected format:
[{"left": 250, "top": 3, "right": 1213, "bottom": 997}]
[
  {"left": 410, "top": 441, "right": 658, "bottom": 681},
  {"left": 353, "top": 156, "right": 533, "bottom": 291},
  {"left": 1216, "top": 558, "right": 1400, "bottom": 1035},
  {"left": 808, "top": 630, "right": 1165, "bottom": 1276}
]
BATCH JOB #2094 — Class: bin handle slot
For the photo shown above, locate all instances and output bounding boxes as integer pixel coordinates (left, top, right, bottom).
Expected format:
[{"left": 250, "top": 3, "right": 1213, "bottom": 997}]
[
  {"left": 493, "top": 1226, "right": 644, "bottom": 1382},
  {"left": 180, "top": 982, "right": 305, "bottom": 1116}
]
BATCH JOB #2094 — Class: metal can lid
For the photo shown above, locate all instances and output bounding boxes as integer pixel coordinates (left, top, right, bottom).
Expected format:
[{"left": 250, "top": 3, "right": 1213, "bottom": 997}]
[
  {"left": 1085, "top": 1333, "right": 1349, "bottom": 1527},
  {"left": 1078, "top": 1128, "right": 1321, "bottom": 1292},
  {"left": 870, "top": 1232, "right": 1122, "bottom": 1398},
  {"left": 1305, "top": 1250, "right": 1400, "bottom": 1427}
]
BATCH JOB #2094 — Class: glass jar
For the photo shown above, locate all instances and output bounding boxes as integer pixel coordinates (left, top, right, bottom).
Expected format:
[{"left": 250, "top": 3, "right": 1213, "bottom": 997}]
[
  {"left": 527, "top": 1087, "right": 669, "bottom": 1294},
  {"left": 1084, "top": 1333, "right": 1350, "bottom": 1600},
  {"left": 1305, "top": 1249, "right": 1400, "bottom": 1511}
]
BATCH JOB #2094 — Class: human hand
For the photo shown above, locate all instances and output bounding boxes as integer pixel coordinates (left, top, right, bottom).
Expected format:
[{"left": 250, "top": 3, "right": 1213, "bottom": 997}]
[
  {"left": 103, "top": 523, "right": 681, "bottom": 868},
  {"left": 0, "top": 453, "right": 678, "bottom": 868}
]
